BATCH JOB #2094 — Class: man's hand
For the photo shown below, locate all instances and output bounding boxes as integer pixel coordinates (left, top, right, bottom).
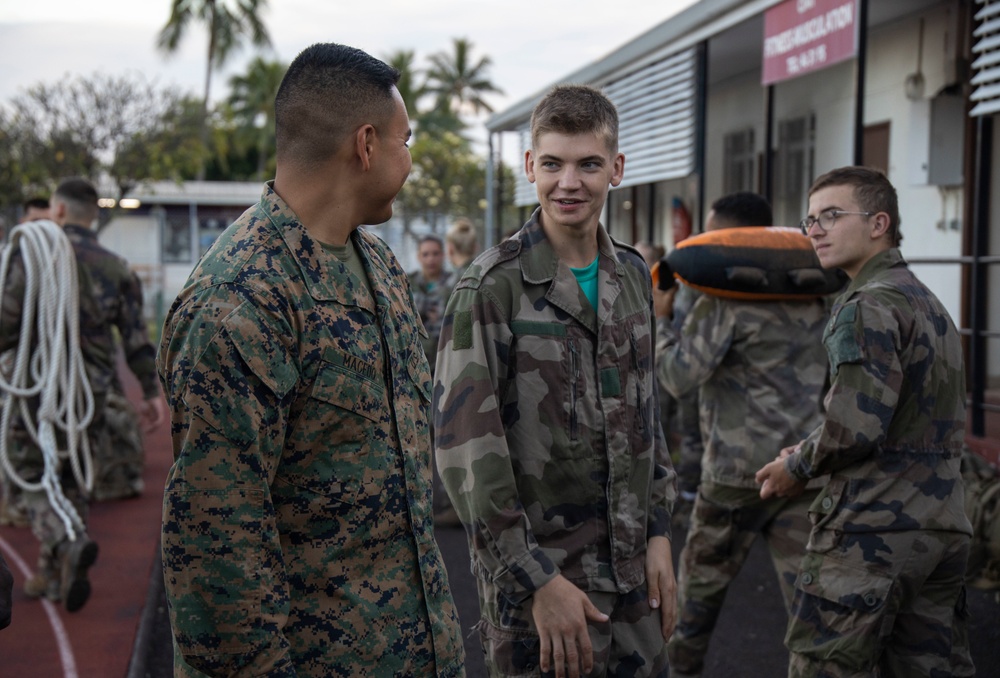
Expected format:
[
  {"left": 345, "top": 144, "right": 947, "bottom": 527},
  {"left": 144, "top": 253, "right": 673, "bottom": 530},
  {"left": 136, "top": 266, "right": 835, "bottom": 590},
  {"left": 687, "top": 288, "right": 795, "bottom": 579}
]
[
  {"left": 138, "top": 395, "right": 168, "bottom": 433},
  {"left": 645, "top": 535, "right": 677, "bottom": 640},
  {"left": 756, "top": 446, "right": 807, "bottom": 499},
  {"left": 653, "top": 283, "right": 677, "bottom": 320},
  {"left": 531, "top": 575, "right": 608, "bottom": 678}
]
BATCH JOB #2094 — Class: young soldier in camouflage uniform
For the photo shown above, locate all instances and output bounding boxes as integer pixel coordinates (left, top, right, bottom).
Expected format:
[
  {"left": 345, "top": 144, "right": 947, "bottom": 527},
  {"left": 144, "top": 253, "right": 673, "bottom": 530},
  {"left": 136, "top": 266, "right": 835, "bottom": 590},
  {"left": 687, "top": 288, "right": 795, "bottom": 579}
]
[
  {"left": 157, "top": 43, "right": 464, "bottom": 677},
  {"left": 50, "top": 179, "right": 166, "bottom": 502},
  {"left": 654, "top": 192, "right": 829, "bottom": 678},
  {"left": 757, "top": 166, "right": 975, "bottom": 677},
  {"left": 434, "top": 84, "right": 677, "bottom": 678}
]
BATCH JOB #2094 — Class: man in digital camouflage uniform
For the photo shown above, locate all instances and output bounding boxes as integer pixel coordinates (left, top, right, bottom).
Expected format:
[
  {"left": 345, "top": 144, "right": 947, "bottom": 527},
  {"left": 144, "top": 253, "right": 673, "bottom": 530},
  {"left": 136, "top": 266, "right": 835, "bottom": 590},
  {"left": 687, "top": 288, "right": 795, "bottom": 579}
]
[
  {"left": 157, "top": 43, "right": 464, "bottom": 677},
  {"left": 434, "top": 84, "right": 677, "bottom": 678},
  {"left": 757, "top": 166, "right": 975, "bottom": 677},
  {"left": 654, "top": 192, "right": 829, "bottom": 678}
]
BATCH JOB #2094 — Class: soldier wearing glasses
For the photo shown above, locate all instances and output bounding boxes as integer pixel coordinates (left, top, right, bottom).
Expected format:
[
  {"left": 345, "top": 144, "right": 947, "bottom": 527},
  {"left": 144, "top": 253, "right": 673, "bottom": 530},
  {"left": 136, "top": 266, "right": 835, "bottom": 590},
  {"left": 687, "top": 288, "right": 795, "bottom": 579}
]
[{"left": 756, "top": 166, "right": 974, "bottom": 677}]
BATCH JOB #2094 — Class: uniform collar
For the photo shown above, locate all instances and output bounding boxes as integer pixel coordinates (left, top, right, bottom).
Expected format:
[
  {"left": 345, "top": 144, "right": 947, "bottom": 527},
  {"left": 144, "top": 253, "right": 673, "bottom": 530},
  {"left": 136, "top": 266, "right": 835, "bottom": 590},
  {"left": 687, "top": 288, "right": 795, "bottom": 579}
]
[
  {"left": 843, "top": 247, "right": 905, "bottom": 296},
  {"left": 516, "top": 207, "right": 623, "bottom": 332},
  {"left": 261, "top": 182, "right": 378, "bottom": 312}
]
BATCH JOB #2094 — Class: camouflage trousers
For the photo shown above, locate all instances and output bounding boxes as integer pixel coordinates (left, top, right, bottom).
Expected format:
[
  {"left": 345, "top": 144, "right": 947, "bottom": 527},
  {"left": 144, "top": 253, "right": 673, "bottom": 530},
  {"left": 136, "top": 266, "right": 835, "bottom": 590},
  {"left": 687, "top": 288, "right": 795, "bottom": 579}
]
[
  {"left": 477, "top": 582, "right": 669, "bottom": 677},
  {"left": 5, "top": 427, "right": 89, "bottom": 580},
  {"left": 786, "top": 528, "right": 975, "bottom": 677},
  {"left": 673, "top": 391, "right": 703, "bottom": 497},
  {"left": 667, "top": 482, "right": 816, "bottom": 676},
  {"left": 21, "top": 479, "right": 89, "bottom": 581},
  {"left": 90, "top": 390, "right": 144, "bottom": 501}
]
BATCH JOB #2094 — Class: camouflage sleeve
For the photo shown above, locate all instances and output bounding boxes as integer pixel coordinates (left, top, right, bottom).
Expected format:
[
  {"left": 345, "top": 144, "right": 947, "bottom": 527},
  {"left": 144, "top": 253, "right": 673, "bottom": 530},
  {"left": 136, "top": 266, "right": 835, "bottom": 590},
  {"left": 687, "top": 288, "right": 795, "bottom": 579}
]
[
  {"left": 118, "top": 271, "right": 159, "bottom": 399},
  {"left": 788, "top": 298, "right": 900, "bottom": 479},
  {"left": 433, "top": 285, "right": 559, "bottom": 603},
  {"left": 655, "top": 294, "right": 736, "bottom": 399},
  {"left": 159, "top": 290, "right": 299, "bottom": 677},
  {"left": 649, "top": 307, "right": 678, "bottom": 541},
  {"left": 0, "top": 250, "right": 25, "bottom": 354}
]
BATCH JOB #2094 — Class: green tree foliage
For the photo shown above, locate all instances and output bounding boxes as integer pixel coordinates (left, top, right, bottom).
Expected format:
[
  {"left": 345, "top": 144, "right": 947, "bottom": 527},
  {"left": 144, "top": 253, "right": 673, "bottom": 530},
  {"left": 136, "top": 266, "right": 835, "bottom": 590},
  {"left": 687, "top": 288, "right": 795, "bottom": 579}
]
[
  {"left": 425, "top": 38, "right": 505, "bottom": 116},
  {"left": 226, "top": 57, "right": 286, "bottom": 180},
  {"left": 0, "top": 72, "right": 205, "bottom": 206},
  {"left": 157, "top": 0, "right": 272, "bottom": 178},
  {"left": 385, "top": 39, "right": 505, "bottom": 232}
]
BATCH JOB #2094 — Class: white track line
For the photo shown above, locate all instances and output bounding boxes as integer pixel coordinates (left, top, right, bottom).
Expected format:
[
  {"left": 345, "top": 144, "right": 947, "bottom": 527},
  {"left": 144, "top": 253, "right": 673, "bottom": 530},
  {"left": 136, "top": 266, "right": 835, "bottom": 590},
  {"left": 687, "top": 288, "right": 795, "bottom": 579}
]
[{"left": 0, "top": 534, "right": 78, "bottom": 678}]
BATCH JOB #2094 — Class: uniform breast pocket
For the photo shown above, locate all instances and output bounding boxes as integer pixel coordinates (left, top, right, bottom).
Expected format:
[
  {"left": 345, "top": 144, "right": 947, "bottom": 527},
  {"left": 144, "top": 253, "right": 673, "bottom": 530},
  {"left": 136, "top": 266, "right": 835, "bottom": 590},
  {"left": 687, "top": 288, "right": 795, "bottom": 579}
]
[
  {"left": 279, "top": 361, "right": 387, "bottom": 505},
  {"left": 511, "top": 328, "right": 582, "bottom": 453}
]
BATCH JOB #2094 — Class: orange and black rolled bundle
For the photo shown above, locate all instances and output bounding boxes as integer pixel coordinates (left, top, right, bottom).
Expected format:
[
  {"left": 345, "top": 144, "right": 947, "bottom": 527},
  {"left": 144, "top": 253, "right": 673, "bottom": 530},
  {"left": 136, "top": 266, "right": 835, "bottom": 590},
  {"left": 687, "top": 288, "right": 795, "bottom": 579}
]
[{"left": 654, "top": 226, "right": 847, "bottom": 300}]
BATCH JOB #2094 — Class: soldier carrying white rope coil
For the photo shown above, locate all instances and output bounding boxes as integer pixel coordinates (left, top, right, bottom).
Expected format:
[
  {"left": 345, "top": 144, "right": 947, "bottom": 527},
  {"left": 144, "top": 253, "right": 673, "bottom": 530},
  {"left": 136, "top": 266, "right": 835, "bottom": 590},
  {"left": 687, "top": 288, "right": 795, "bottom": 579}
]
[{"left": 0, "top": 216, "right": 99, "bottom": 613}]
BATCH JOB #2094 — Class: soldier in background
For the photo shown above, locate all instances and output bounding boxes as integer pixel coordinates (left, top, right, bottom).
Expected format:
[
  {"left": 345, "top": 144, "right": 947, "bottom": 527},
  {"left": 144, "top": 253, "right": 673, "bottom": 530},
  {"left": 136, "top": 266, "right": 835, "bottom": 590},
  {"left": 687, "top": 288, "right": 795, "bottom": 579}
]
[
  {"left": 665, "top": 193, "right": 776, "bottom": 531},
  {"left": 157, "top": 42, "right": 464, "bottom": 676},
  {"left": 434, "top": 84, "right": 677, "bottom": 677},
  {"left": 20, "top": 197, "right": 51, "bottom": 224},
  {"left": 757, "top": 166, "right": 975, "bottom": 677},
  {"left": 1, "top": 177, "right": 165, "bottom": 612},
  {"left": 445, "top": 216, "right": 478, "bottom": 281},
  {"left": 408, "top": 233, "right": 453, "bottom": 376},
  {"left": 48, "top": 179, "right": 166, "bottom": 502},
  {"left": 431, "top": 217, "right": 480, "bottom": 528},
  {"left": 654, "top": 192, "right": 828, "bottom": 678}
]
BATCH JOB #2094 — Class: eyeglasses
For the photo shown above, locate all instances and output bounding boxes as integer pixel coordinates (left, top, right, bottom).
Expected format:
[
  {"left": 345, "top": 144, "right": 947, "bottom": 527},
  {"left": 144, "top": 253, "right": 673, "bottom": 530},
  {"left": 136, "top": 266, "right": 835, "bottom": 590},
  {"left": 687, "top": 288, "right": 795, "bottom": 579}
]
[{"left": 799, "top": 209, "right": 875, "bottom": 235}]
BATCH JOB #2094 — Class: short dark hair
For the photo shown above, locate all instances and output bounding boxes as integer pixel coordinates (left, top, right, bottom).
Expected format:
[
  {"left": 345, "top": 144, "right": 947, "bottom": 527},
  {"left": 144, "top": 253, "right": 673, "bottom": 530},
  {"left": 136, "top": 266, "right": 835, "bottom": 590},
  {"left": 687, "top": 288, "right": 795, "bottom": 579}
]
[
  {"left": 711, "top": 192, "right": 773, "bottom": 228},
  {"left": 54, "top": 177, "right": 99, "bottom": 223},
  {"left": 530, "top": 85, "right": 619, "bottom": 153},
  {"left": 808, "top": 166, "right": 901, "bottom": 246},
  {"left": 275, "top": 43, "right": 401, "bottom": 169},
  {"left": 22, "top": 196, "right": 49, "bottom": 212},
  {"left": 418, "top": 234, "right": 443, "bottom": 250}
]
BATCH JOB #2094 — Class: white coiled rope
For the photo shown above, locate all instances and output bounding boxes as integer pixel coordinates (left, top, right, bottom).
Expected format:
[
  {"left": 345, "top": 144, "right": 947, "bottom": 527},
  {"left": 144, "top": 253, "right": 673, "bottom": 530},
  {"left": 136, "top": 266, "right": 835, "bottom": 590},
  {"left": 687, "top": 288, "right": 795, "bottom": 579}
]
[{"left": 0, "top": 219, "right": 95, "bottom": 542}]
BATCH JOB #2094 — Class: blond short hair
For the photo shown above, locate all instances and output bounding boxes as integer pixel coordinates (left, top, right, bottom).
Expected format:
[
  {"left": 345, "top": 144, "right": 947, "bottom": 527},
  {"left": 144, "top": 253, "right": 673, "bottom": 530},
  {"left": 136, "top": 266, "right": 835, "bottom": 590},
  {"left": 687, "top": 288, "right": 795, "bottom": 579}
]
[{"left": 446, "top": 217, "right": 478, "bottom": 257}]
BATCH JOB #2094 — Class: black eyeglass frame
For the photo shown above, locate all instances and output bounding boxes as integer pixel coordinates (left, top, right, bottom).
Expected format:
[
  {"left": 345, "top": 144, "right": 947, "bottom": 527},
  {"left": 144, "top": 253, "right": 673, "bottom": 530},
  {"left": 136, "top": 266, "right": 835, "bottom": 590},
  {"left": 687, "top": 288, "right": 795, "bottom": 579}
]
[{"left": 799, "top": 209, "right": 875, "bottom": 235}]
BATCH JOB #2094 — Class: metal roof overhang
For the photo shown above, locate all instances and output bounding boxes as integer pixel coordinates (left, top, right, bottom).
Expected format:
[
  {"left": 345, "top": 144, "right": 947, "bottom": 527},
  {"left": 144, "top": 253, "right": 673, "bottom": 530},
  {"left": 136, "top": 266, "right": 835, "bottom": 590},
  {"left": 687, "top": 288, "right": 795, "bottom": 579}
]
[{"left": 486, "top": 0, "right": 778, "bottom": 134}]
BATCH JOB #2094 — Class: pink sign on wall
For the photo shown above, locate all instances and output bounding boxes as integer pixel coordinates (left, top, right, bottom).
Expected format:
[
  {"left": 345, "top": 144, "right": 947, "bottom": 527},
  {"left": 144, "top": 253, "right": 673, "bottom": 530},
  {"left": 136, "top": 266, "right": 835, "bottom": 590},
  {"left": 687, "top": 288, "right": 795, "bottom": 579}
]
[{"left": 762, "top": 0, "right": 859, "bottom": 85}]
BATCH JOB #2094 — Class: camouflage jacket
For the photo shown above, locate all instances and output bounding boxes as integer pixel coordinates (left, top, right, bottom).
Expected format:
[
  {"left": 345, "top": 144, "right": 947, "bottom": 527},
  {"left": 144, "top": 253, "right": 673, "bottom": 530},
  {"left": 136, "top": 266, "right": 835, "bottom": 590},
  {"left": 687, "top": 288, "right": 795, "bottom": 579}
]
[
  {"left": 786, "top": 249, "right": 973, "bottom": 536},
  {"left": 433, "top": 209, "right": 676, "bottom": 606},
  {"left": 63, "top": 224, "right": 158, "bottom": 398},
  {"left": 407, "top": 268, "right": 454, "bottom": 372},
  {"left": 0, "top": 223, "right": 154, "bottom": 399},
  {"left": 157, "top": 184, "right": 464, "bottom": 677},
  {"left": 656, "top": 295, "right": 829, "bottom": 488}
]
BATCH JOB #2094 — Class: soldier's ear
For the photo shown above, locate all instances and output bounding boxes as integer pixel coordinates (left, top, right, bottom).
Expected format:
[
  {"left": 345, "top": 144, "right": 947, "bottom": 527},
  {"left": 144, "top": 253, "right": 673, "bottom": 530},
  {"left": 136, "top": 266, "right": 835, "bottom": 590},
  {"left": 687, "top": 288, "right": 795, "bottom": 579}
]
[{"left": 870, "top": 212, "right": 891, "bottom": 241}]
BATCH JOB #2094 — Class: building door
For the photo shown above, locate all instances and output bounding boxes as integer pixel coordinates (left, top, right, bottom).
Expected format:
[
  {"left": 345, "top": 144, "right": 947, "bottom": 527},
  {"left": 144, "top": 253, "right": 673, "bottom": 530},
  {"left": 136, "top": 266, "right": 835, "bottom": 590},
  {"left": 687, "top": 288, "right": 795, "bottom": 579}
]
[{"left": 863, "top": 122, "right": 890, "bottom": 174}]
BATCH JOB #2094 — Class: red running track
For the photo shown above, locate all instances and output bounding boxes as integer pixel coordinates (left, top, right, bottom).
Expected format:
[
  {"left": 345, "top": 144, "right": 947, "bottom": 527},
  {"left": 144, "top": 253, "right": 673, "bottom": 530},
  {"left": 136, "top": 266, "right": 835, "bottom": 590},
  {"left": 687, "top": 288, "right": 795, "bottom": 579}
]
[{"left": 0, "top": 364, "right": 171, "bottom": 677}]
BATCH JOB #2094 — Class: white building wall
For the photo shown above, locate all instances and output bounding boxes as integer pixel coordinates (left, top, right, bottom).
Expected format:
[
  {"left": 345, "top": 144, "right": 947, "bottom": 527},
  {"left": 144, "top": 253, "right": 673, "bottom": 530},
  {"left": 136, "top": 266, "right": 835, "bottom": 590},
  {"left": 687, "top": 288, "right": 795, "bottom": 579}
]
[
  {"left": 704, "top": 73, "right": 766, "bottom": 211},
  {"left": 864, "top": 3, "right": 965, "bottom": 322},
  {"left": 773, "top": 57, "right": 856, "bottom": 178}
]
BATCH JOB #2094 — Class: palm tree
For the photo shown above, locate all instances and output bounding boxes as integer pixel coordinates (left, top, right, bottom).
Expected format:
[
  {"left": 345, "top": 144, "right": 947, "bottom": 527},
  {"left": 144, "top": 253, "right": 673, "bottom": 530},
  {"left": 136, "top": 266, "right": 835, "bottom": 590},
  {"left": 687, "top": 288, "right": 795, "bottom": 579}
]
[
  {"left": 227, "top": 57, "right": 286, "bottom": 180},
  {"left": 425, "top": 38, "right": 504, "bottom": 117},
  {"left": 157, "top": 0, "right": 272, "bottom": 178},
  {"left": 384, "top": 49, "right": 426, "bottom": 119}
]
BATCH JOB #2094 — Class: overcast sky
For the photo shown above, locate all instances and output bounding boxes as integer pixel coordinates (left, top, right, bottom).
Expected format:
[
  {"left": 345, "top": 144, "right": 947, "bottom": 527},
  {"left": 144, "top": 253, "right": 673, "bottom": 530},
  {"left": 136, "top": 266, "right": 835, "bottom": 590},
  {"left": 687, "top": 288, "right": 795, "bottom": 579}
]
[{"left": 0, "top": 0, "right": 699, "bottom": 137}]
